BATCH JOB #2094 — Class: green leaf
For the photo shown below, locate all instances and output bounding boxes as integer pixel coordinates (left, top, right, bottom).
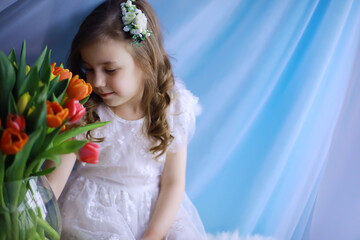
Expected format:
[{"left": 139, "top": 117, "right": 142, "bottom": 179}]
[
  {"left": 47, "top": 78, "right": 68, "bottom": 102},
  {"left": 26, "top": 85, "right": 47, "bottom": 133},
  {"left": 0, "top": 153, "right": 5, "bottom": 205},
  {"left": 19, "top": 64, "right": 40, "bottom": 97},
  {"left": 24, "top": 152, "right": 61, "bottom": 178},
  {"left": 45, "top": 154, "right": 61, "bottom": 166},
  {"left": 53, "top": 121, "right": 110, "bottom": 145},
  {"left": 38, "top": 140, "right": 88, "bottom": 159},
  {"left": 7, "top": 49, "right": 16, "bottom": 63},
  {"left": 51, "top": 93, "right": 58, "bottom": 103},
  {"left": 79, "top": 95, "right": 90, "bottom": 105},
  {"left": 15, "top": 41, "right": 27, "bottom": 99},
  {"left": 41, "top": 49, "right": 52, "bottom": 85},
  {"left": 32, "top": 45, "right": 47, "bottom": 72},
  {"left": 30, "top": 167, "right": 56, "bottom": 177},
  {"left": 8, "top": 92, "right": 18, "bottom": 114},
  {"left": 0, "top": 50, "right": 16, "bottom": 124},
  {"left": 32, "top": 123, "right": 63, "bottom": 158},
  {"left": 48, "top": 75, "right": 59, "bottom": 96},
  {"left": 5, "top": 127, "right": 43, "bottom": 181}
]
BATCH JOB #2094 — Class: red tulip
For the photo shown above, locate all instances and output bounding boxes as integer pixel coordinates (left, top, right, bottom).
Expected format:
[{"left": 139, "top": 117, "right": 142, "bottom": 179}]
[
  {"left": 0, "top": 128, "right": 28, "bottom": 155},
  {"left": 6, "top": 114, "right": 26, "bottom": 132},
  {"left": 64, "top": 99, "right": 86, "bottom": 124},
  {"left": 78, "top": 142, "right": 99, "bottom": 164}
]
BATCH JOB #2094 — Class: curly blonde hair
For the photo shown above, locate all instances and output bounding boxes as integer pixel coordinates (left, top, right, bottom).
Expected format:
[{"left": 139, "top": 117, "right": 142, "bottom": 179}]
[{"left": 68, "top": 0, "right": 174, "bottom": 157}]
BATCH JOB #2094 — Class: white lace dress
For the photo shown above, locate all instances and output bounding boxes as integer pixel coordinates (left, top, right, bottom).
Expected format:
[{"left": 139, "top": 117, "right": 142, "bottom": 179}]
[{"left": 58, "top": 81, "right": 207, "bottom": 240}]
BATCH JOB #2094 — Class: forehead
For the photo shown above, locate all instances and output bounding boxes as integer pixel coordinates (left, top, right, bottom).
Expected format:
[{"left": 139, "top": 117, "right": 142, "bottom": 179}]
[{"left": 80, "top": 38, "right": 134, "bottom": 65}]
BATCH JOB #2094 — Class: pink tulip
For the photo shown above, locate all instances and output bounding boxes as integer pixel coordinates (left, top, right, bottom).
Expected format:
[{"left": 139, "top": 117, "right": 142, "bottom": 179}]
[
  {"left": 7, "top": 114, "right": 26, "bottom": 132},
  {"left": 64, "top": 99, "right": 86, "bottom": 124},
  {"left": 78, "top": 142, "right": 99, "bottom": 164}
]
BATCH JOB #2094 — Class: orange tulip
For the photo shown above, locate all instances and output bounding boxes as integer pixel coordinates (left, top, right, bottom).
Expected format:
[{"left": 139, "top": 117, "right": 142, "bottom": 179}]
[
  {"left": 66, "top": 75, "right": 92, "bottom": 101},
  {"left": 51, "top": 63, "right": 72, "bottom": 81},
  {"left": 46, "top": 100, "right": 69, "bottom": 128},
  {"left": 60, "top": 125, "right": 67, "bottom": 132},
  {"left": 0, "top": 128, "right": 28, "bottom": 155}
]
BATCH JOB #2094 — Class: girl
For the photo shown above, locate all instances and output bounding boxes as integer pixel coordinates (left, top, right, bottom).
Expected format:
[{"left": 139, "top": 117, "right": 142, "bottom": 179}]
[{"left": 45, "top": 0, "right": 207, "bottom": 239}]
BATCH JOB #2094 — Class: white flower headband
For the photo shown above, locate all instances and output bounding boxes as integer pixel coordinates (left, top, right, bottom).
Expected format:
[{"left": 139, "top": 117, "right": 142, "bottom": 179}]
[{"left": 120, "top": 0, "right": 152, "bottom": 46}]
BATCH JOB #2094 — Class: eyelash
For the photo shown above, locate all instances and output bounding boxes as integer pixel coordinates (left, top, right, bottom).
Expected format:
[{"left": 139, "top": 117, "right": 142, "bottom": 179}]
[{"left": 84, "top": 68, "right": 117, "bottom": 73}]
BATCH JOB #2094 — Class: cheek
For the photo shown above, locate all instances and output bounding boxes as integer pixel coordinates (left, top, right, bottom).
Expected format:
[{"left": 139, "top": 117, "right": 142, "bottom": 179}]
[
  {"left": 109, "top": 77, "right": 125, "bottom": 93},
  {"left": 85, "top": 73, "right": 94, "bottom": 85}
]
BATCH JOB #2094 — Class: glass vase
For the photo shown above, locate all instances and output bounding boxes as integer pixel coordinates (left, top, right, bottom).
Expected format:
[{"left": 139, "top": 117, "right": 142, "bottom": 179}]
[{"left": 0, "top": 175, "right": 61, "bottom": 240}]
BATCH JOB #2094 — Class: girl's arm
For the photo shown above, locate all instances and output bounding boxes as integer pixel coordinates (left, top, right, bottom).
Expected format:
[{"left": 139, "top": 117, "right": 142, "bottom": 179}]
[
  {"left": 43, "top": 153, "right": 77, "bottom": 199},
  {"left": 142, "top": 144, "right": 187, "bottom": 240}
]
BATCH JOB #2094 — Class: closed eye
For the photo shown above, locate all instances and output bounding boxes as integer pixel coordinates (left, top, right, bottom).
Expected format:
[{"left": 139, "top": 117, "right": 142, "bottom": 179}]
[{"left": 105, "top": 69, "right": 117, "bottom": 74}]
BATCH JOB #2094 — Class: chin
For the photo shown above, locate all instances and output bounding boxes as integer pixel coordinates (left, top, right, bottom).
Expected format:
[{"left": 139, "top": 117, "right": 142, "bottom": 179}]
[{"left": 103, "top": 99, "right": 125, "bottom": 108}]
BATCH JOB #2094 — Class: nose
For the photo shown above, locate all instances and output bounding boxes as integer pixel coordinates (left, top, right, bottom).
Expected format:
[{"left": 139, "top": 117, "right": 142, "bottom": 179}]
[{"left": 91, "top": 71, "right": 106, "bottom": 88}]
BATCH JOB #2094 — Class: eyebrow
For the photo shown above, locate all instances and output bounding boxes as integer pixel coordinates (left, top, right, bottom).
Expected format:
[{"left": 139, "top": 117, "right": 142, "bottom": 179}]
[{"left": 82, "top": 60, "right": 118, "bottom": 65}]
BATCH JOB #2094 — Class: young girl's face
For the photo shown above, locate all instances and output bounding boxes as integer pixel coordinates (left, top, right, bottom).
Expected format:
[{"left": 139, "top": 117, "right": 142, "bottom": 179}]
[{"left": 81, "top": 38, "right": 145, "bottom": 117}]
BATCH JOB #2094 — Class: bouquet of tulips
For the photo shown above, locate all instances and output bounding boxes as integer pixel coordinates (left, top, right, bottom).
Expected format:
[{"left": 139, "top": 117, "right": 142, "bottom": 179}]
[{"left": 0, "top": 42, "right": 107, "bottom": 239}]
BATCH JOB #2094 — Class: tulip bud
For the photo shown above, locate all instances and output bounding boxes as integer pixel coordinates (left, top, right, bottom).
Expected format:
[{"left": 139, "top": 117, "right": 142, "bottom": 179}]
[
  {"left": 78, "top": 142, "right": 100, "bottom": 164},
  {"left": 25, "top": 65, "right": 31, "bottom": 75},
  {"left": 27, "top": 106, "right": 35, "bottom": 117},
  {"left": 50, "top": 62, "right": 57, "bottom": 80},
  {"left": 6, "top": 114, "right": 26, "bottom": 132},
  {"left": 17, "top": 92, "right": 31, "bottom": 115}
]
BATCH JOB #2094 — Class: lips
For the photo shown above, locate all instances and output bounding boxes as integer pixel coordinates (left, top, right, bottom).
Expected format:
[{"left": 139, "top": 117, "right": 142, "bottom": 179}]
[{"left": 99, "top": 92, "right": 114, "bottom": 98}]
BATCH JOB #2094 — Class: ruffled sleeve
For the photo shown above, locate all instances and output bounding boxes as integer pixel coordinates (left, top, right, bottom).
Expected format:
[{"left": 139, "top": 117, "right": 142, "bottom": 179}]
[{"left": 167, "top": 79, "right": 201, "bottom": 153}]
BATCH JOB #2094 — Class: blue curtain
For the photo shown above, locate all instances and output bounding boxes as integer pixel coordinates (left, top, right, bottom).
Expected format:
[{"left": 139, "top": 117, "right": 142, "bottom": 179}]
[{"left": 1, "top": 0, "right": 360, "bottom": 239}]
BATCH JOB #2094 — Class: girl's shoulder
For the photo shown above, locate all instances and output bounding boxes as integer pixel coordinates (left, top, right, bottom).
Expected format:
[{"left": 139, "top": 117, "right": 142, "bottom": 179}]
[{"left": 167, "top": 79, "right": 201, "bottom": 152}]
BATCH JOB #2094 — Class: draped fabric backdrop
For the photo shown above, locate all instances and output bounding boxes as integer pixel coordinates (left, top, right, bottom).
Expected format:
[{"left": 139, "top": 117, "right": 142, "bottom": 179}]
[{"left": 1, "top": 0, "right": 360, "bottom": 239}]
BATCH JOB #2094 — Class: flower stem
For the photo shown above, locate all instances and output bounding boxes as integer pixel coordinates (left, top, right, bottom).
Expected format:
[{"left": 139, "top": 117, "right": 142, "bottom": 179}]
[
  {"left": 11, "top": 209, "right": 19, "bottom": 240},
  {"left": 0, "top": 224, "right": 5, "bottom": 240},
  {"left": 36, "top": 216, "right": 60, "bottom": 240},
  {"left": 0, "top": 205, "right": 12, "bottom": 238},
  {"left": 35, "top": 232, "right": 42, "bottom": 240}
]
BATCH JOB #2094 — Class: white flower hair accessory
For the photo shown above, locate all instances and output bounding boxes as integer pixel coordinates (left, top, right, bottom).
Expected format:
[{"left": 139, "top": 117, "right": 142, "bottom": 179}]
[{"left": 120, "top": 0, "right": 152, "bottom": 46}]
